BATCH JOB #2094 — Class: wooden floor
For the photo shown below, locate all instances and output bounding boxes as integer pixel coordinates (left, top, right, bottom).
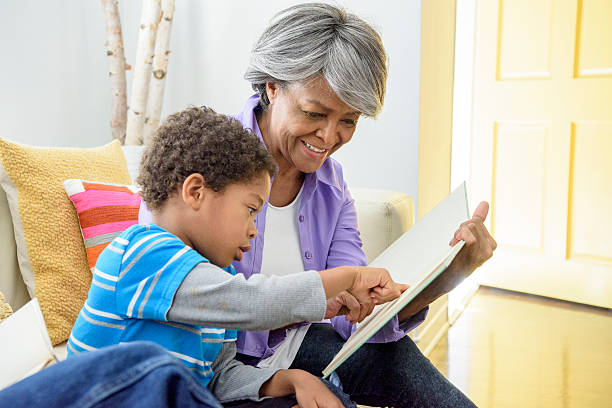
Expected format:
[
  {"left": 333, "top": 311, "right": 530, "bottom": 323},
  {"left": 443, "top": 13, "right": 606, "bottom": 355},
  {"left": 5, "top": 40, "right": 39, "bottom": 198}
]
[{"left": 428, "top": 287, "right": 612, "bottom": 408}]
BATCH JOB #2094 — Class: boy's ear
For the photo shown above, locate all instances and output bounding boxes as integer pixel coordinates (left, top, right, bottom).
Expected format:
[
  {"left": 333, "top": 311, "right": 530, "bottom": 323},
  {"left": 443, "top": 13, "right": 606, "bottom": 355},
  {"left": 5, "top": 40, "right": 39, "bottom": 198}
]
[{"left": 182, "top": 173, "right": 207, "bottom": 210}]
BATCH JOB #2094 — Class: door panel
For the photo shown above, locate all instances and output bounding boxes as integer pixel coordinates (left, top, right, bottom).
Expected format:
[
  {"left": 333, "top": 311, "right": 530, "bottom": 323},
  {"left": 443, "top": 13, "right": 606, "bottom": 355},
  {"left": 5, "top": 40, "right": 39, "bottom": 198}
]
[{"left": 471, "top": 0, "right": 612, "bottom": 308}]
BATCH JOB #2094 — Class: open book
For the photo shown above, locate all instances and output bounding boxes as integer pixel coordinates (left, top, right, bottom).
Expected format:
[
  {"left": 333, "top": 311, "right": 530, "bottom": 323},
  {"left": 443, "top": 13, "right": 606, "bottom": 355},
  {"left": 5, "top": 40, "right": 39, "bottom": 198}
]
[
  {"left": 322, "top": 183, "right": 469, "bottom": 378},
  {"left": 0, "top": 298, "right": 57, "bottom": 390}
]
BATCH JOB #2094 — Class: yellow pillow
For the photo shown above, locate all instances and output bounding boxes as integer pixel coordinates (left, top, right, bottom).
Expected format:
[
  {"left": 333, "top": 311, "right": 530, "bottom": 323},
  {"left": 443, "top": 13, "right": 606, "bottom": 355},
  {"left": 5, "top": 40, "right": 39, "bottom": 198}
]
[
  {"left": 0, "top": 290, "right": 13, "bottom": 323},
  {"left": 0, "top": 138, "right": 131, "bottom": 345}
]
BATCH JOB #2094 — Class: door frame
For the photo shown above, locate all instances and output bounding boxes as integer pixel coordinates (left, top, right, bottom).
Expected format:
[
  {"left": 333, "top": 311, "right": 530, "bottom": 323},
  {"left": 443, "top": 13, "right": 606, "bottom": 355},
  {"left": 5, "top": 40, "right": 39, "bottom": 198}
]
[{"left": 416, "top": 0, "right": 457, "bottom": 353}]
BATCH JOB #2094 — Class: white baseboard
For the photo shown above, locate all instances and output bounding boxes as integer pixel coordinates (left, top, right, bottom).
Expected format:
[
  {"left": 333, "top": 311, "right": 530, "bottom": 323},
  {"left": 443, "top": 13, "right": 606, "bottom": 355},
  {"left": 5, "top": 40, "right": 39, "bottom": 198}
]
[{"left": 413, "top": 295, "right": 449, "bottom": 356}]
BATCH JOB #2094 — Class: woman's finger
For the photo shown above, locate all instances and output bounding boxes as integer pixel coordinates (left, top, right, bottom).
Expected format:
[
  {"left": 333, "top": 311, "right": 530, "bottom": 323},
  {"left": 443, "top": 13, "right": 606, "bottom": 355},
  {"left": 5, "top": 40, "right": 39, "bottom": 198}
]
[{"left": 472, "top": 201, "right": 489, "bottom": 222}]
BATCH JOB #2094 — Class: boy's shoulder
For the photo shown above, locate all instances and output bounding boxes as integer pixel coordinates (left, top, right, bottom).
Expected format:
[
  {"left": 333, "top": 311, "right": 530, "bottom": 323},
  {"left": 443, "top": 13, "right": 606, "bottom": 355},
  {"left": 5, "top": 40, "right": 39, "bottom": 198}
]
[
  {"left": 110, "top": 223, "right": 234, "bottom": 275},
  {"left": 99, "top": 224, "right": 188, "bottom": 270},
  {"left": 118, "top": 223, "right": 174, "bottom": 247}
]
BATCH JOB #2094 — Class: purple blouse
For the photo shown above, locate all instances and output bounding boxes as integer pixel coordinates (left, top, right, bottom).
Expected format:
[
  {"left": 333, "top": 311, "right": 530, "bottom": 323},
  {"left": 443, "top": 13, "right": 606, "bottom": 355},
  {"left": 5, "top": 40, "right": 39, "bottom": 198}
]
[{"left": 232, "top": 95, "right": 428, "bottom": 359}]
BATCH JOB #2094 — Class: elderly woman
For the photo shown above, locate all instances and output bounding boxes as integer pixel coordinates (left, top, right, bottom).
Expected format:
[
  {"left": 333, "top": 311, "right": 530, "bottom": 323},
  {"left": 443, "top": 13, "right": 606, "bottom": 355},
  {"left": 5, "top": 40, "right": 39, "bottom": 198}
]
[{"left": 230, "top": 3, "right": 496, "bottom": 408}]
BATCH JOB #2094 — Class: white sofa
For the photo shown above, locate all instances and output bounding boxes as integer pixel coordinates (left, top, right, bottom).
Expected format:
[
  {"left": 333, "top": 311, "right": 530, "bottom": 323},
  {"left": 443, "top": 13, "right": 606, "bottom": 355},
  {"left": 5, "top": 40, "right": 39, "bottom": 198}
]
[{"left": 0, "top": 146, "right": 414, "bottom": 362}]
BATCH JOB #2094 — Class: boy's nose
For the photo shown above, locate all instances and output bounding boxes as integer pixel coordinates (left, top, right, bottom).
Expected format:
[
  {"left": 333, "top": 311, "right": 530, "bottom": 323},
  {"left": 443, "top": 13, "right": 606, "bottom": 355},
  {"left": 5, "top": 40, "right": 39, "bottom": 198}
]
[{"left": 248, "top": 222, "right": 257, "bottom": 239}]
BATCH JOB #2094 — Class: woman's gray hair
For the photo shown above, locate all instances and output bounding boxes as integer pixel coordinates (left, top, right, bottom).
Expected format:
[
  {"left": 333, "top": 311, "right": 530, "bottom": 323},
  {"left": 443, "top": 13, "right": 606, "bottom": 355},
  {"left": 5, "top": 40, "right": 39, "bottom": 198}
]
[{"left": 245, "top": 2, "right": 388, "bottom": 118}]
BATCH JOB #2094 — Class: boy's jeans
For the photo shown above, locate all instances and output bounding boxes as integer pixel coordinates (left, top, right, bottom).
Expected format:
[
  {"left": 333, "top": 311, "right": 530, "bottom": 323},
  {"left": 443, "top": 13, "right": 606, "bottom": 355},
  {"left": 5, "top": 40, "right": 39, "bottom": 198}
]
[{"left": 0, "top": 341, "right": 222, "bottom": 408}]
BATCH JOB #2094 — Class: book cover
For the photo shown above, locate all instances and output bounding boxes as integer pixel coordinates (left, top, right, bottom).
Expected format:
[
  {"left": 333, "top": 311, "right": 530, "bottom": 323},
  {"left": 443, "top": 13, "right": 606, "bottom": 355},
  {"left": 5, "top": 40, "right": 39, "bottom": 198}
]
[{"left": 323, "top": 183, "right": 469, "bottom": 378}]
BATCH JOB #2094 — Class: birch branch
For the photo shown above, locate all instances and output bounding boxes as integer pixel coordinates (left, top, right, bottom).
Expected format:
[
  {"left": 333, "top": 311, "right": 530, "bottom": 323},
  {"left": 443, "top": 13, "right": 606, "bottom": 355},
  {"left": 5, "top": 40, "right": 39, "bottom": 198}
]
[
  {"left": 101, "top": 0, "right": 127, "bottom": 144},
  {"left": 142, "top": 0, "right": 175, "bottom": 146},
  {"left": 125, "top": 0, "right": 161, "bottom": 145}
]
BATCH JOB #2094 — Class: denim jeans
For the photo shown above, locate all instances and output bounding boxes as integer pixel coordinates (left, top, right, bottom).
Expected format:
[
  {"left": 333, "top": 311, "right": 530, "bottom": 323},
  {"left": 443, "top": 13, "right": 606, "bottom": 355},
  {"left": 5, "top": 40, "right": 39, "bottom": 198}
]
[
  {"left": 289, "top": 323, "right": 477, "bottom": 408},
  {"left": 0, "top": 342, "right": 222, "bottom": 408}
]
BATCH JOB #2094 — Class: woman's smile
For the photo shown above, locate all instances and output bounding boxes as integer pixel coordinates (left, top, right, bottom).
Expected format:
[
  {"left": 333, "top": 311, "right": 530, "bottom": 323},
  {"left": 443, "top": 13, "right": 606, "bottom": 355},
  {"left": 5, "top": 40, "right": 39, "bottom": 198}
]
[
  {"left": 260, "top": 78, "right": 358, "bottom": 175},
  {"left": 301, "top": 140, "right": 327, "bottom": 154}
]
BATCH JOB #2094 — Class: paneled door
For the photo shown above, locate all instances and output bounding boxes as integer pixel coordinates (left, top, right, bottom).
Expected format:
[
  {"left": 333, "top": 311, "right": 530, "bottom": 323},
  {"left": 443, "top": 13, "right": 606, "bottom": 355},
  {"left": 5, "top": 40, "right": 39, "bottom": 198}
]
[{"left": 470, "top": 0, "right": 612, "bottom": 308}]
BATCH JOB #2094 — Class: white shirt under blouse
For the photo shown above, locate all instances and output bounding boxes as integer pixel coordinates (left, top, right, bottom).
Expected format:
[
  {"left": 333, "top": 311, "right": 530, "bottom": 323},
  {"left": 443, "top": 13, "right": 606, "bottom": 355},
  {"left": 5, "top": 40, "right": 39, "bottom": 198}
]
[{"left": 256, "top": 185, "right": 314, "bottom": 370}]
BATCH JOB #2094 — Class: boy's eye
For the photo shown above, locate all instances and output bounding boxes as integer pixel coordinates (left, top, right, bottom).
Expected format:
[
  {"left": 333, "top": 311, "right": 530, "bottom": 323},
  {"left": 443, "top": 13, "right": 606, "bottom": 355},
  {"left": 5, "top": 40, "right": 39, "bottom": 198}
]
[
  {"left": 342, "top": 118, "right": 356, "bottom": 126},
  {"left": 248, "top": 207, "right": 256, "bottom": 215}
]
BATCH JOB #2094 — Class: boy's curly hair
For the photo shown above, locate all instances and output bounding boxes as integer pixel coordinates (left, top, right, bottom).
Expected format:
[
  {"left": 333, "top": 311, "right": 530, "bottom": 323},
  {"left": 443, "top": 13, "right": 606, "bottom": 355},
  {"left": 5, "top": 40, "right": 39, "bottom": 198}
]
[{"left": 137, "top": 106, "right": 277, "bottom": 210}]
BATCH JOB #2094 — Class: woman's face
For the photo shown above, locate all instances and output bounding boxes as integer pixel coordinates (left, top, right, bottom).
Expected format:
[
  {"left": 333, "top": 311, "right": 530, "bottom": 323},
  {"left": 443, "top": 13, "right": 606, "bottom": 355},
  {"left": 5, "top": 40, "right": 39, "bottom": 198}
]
[{"left": 264, "top": 77, "right": 361, "bottom": 174}]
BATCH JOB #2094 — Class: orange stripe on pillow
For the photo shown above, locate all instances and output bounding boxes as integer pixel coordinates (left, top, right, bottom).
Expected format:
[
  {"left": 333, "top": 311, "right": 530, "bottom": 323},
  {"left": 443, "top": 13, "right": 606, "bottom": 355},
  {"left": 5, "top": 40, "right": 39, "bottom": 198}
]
[
  {"left": 82, "top": 182, "right": 134, "bottom": 194},
  {"left": 86, "top": 243, "right": 109, "bottom": 269},
  {"left": 78, "top": 206, "right": 140, "bottom": 229}
]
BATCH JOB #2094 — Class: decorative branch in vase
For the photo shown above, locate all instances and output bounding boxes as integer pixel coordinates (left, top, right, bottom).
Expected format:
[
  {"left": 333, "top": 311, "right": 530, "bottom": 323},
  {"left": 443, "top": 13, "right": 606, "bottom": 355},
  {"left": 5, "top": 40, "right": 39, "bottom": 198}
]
[
  {"left": 125, "top": 0, "right": 161, "bottom": 146},
  {"left": 101, "top": 0, "right": 128, "bottom": 144},
  {"left": 142, "top": 0, "right": 175, "bottom": 146}
]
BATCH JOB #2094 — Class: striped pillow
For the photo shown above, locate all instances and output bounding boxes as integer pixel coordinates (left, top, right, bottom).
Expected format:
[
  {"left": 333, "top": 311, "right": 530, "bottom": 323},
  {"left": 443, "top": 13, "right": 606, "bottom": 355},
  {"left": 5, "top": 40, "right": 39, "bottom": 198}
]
[{"left": 64, "top": 179, "right": 141, "bottom": 270}]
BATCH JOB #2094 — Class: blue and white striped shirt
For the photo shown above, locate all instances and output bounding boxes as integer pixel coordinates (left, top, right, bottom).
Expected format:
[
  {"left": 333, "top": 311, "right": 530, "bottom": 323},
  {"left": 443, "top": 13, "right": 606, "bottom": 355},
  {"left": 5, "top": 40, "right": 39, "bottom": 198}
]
[{"left": 68, "top": 224, "right": 237, "bottom": 386}]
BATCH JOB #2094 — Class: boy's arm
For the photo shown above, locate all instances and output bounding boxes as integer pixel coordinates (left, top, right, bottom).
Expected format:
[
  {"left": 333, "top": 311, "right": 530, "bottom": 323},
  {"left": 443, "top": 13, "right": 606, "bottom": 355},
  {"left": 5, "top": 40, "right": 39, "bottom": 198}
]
[
  {"left": 208, "top": 342, "right": 280, "bottom": 403},
  {"left": 168, "top": 262, "right": 326, "bottom": 330},
  {"left": 210, "top": 342, "right": 345, "bottom": 407},
  {"left": 258, "top": 369, "right": 344, "bottom": 407},
  {"left": 168, "top": 263, "right": 405, "bottom": 330}
]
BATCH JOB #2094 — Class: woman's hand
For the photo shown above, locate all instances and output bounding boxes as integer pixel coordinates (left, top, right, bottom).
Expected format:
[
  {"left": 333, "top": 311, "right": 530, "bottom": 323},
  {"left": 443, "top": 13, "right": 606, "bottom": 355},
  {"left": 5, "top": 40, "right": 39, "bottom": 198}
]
[
  {"left": 397, "top": 201, "right": 497, "bottom": 322},
  {"left": 259, "top": 369, "right": 344, "bottom": 408},
  {"left": 448, "top": 201, "right": 497, "bottom": 272}
]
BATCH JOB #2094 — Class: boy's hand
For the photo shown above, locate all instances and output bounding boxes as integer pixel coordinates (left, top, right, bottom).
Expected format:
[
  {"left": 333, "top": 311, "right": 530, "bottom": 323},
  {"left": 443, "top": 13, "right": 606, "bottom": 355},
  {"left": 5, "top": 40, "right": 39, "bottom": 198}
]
[
  {"left": 290, "top": 370, "right": 344, "bottom": 408},
  {"left": 325, "top": 291, "right": 371, "bottom": 323},
  {"left": 348, "top": 266, "right": 408, "bottom": 306},
  {"left": 260, "top": 369, "right": 344, "bottom": 408}
]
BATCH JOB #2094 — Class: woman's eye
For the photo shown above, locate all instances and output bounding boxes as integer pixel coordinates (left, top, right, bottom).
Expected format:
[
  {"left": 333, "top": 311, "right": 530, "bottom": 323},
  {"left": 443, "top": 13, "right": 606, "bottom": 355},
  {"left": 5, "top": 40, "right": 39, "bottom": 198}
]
[
  {"left": 248, "top": 207, "right": 256, "bottom": 215},
  {"left": 342, "top": 119, "right": 356, "bottom": 126},
  {"left": 304, "top": 111, "right": 324, "bottom": 118}
]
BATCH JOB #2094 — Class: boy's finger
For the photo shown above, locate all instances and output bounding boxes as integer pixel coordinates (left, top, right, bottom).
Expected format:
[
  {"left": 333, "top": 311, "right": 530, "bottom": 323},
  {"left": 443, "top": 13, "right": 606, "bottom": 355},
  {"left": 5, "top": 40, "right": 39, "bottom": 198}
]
[{"left": 372, "top": 287, "right": 402, "bottom": 303}]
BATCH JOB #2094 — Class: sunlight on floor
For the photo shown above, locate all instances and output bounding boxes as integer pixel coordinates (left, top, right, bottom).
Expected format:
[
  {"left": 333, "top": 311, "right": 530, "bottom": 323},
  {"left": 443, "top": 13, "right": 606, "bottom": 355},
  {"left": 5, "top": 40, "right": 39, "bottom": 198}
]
[{"left": 429, "top": 287, "right": 612, "bottom": 407}]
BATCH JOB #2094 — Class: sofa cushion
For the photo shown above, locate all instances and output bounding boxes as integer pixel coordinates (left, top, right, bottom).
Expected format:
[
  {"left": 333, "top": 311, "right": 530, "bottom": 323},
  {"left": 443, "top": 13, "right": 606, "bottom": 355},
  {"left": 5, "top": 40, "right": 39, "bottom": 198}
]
[
  {"left": 64, "top": 179, "right": 140, "bottom": 269},
  {"left": 0, "top": 138, "right": 131, "bottom": 345},
  {"left": 351, "top": 188, "right": 415, "bottom": 263}
]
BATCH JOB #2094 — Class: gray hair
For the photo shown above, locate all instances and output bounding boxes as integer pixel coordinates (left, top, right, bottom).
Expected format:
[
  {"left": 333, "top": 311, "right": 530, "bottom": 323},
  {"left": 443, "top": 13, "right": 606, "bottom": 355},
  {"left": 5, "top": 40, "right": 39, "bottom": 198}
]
[{"left": 244, "top": 2, "right": 388, "bottom": 118}]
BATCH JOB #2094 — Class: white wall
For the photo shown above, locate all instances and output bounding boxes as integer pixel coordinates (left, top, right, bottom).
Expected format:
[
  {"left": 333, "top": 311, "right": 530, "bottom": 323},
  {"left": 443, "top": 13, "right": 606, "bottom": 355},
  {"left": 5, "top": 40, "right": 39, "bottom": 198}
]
[{"left": 0, "top": 0, "right": 421, "bottom": 200}]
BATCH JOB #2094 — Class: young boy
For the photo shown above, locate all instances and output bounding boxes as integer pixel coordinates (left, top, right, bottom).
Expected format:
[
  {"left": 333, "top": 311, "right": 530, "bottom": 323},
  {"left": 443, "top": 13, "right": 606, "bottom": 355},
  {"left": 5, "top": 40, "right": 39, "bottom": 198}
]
[{"left": 67, "top": 107, "right": 405, "bottom": 406}]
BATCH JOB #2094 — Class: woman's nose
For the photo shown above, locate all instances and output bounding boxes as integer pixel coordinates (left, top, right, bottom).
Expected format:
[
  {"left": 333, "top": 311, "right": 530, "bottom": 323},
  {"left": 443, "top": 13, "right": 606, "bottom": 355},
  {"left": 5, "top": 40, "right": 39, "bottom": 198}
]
[{"left": 316, "top": 123, "right": 337, "bottom": 144}]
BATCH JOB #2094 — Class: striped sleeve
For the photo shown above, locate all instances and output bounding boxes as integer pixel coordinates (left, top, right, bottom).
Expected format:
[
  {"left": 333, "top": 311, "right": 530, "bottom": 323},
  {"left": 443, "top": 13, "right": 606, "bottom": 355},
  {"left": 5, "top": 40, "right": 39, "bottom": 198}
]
[{"left": 115, "top": 229, "right": 205, "bottom": 321}]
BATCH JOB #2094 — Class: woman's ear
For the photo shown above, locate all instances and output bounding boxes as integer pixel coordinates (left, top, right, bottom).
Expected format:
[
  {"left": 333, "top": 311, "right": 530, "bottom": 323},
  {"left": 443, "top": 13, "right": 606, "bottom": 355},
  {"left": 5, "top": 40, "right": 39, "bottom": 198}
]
[
  {"left": 182, "top": 173, "right": 207, "bottom": 210},
  {"left": 266, "top": 82, "right": 280, "bottom": 105}
]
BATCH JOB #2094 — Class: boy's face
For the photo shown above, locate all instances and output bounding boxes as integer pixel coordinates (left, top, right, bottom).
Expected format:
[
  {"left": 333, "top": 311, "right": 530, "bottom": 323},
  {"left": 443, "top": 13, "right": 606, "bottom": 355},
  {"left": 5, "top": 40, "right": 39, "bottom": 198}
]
[{"left": 194, "top": 172, "right": 271, "bottom": 267}]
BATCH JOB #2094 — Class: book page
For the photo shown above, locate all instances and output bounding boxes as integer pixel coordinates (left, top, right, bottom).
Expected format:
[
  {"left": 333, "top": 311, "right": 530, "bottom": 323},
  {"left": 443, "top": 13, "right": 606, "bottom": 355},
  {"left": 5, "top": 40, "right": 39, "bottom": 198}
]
[
  {"left": 0, "top": 298, "right": 56, "bottom": 390},
  {"left": 323, "top": 183, "right": 469, "bottom": 378}
]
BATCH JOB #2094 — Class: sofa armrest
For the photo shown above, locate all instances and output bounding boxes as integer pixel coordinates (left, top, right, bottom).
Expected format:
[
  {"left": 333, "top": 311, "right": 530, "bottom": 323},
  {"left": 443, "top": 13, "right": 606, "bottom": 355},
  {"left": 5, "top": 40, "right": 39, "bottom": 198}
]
[
  {"left": 352, "top": 188, "right": 415, "bottom": 264},
  {"left": 0, "top": 187, "right": 29, "bottom": 311}
]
